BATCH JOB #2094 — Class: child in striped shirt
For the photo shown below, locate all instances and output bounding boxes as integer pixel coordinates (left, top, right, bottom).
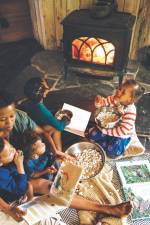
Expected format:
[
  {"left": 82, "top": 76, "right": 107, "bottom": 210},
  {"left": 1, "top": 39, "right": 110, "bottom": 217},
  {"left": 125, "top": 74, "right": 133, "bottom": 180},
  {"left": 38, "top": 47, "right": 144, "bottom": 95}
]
[{"left": 88, "top": 79, "right": 145, "bottom": 158}]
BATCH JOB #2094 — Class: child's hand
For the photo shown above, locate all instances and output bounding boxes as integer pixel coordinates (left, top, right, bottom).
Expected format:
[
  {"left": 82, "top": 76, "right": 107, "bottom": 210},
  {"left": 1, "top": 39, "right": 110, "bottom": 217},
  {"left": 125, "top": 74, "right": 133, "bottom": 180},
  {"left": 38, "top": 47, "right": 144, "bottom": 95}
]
[
  {"left": 61, "top": 115, "right": 71, "bottom": 126},
  {"left": 14, "top": 150, "right": 24, "bottom": 167},
  {"left": 6, "top": 206, "right": 26, "bottom": 222},
  {"left": 45, "top": 166, "right": 57, "bottom": 174},
  {"left": 95, "top": 118, "right": 103, "bottom": 128},
  {"left": 95, "top": 95, "right": 103, "bottom": 107}
]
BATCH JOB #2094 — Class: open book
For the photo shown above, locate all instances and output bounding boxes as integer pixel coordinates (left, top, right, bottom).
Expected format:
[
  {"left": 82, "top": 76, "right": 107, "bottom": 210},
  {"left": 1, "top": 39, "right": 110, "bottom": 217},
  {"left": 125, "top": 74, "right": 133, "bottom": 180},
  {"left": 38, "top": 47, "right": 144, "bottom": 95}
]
[
  {"left": 62, "top": 103, "right": 91, "bottom": 137},
  {"left": 116, "top": 160, "right": 150, "bottom": 221},
  {"left": 49, "top": 161, "right": 83, "bottom": 206},
  {"left": 19, "top": 195, "right": 67, "bottom": 225},
  {"left": 19, "top": 162, "right": 82, "bottom": 225}
]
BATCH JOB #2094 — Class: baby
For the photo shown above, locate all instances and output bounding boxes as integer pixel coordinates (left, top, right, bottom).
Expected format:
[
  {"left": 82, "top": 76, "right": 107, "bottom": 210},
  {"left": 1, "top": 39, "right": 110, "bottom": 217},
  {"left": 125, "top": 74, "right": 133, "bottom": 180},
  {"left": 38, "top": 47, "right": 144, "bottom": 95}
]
[
  {"left": 88, "top": 79, "right": 145, "bottom": 158},
  {"left": 0, "top": 137, "right": 33, "bottom": 221}
]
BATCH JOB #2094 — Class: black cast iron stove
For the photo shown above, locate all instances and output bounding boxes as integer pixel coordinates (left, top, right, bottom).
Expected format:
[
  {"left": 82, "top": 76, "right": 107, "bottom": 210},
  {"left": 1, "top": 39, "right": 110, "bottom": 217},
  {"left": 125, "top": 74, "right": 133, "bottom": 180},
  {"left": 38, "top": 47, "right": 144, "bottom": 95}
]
[{"left": 62, "top": 9, "right": 135, "bottom": 83}]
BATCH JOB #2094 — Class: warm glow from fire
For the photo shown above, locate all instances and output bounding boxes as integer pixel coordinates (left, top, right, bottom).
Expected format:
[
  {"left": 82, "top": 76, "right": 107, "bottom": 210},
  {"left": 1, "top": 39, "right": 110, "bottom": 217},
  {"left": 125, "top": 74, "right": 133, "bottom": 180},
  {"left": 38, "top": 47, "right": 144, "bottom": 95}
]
[{"left": 72, "top": 37, "right": 115, "bottom": 65}]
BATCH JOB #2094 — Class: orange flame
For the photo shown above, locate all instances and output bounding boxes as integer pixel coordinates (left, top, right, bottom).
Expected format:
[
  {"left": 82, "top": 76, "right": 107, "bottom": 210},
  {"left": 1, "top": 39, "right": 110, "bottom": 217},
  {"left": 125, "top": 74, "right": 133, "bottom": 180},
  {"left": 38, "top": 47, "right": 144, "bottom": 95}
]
[{"left": 72, "top": 37, "right": 115, "bottom": 65}]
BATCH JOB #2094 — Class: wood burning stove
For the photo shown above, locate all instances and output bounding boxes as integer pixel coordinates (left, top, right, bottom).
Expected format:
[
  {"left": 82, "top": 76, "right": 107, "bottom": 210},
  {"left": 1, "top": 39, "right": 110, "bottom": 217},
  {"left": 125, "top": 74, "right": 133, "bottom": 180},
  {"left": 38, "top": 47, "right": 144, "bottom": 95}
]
[{"left": 62, "top": 9, "right": 135, "bottom": 83}]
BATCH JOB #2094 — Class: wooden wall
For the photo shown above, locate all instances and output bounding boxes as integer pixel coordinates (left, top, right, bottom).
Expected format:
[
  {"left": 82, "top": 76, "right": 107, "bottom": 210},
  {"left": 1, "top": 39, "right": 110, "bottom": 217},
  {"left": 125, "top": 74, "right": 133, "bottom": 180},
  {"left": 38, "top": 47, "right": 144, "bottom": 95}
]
[
  {"left": 28, "top": 0, "right": 150, "bottom": 60},
  {"left": 0, "top": 0, "right": 33, "bottom": 43},
  {"left": 28, "top": 0, "right": 95, "bottom": 49}
]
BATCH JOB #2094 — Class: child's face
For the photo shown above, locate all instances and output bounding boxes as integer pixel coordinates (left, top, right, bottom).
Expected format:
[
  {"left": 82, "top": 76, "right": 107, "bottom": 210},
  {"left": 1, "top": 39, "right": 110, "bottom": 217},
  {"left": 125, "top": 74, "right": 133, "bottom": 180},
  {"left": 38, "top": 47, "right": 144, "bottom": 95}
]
[
  {"left": 30, "top": 139, "right": 46, "bottom": 159},
  {"left": 0, "top": 139, "right": 16, "bottom": 165},
  {"left": 0, "top": 104, "right": 16, "bottom": 133},
  {"left": 115, "top": 85, "right": 134, "bottom": 106}
]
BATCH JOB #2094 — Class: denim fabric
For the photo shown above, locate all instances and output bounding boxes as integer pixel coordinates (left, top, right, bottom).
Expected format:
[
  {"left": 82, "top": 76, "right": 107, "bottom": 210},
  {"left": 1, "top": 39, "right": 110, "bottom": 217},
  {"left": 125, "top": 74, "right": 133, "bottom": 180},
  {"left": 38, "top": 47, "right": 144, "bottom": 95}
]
[{"left": 89, "top": 128, "right": 131, "bottom": 158}]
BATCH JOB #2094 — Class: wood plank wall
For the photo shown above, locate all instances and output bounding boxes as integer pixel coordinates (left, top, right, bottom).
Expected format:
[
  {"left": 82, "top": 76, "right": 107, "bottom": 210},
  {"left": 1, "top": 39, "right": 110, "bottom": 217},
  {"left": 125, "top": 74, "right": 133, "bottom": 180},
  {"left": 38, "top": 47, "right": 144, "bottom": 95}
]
[
  {"left": 0, "top": 0, "right": 33, "bottom": 43},
  {"left": 28, "top": 0, "right": 150, "bottom": 60}
]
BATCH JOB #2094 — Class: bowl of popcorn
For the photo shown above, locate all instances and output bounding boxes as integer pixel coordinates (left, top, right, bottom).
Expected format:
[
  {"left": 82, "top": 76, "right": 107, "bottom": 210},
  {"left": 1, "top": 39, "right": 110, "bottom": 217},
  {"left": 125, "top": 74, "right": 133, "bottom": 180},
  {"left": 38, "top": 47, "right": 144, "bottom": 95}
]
[
  {"left": 95, "top": 106, "right": 121, "bottom": 129},
  {"left": 66, "top": 141, "right": 105, "bottom": 180}
]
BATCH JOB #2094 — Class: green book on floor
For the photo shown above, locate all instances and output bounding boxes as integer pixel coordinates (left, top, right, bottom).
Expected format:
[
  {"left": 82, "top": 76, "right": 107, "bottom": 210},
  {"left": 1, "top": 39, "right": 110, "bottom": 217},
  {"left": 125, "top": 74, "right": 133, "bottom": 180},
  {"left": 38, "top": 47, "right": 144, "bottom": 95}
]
[{"left": 116, "top": 160, "right": 150, "bottom": 221}]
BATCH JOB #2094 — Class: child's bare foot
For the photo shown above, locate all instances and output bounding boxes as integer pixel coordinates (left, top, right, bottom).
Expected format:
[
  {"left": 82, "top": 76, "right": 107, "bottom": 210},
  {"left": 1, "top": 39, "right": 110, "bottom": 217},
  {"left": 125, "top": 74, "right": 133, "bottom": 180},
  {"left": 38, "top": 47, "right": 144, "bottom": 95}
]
[{"left": 104, "top": 201, "right": 132, "bottom": 218}]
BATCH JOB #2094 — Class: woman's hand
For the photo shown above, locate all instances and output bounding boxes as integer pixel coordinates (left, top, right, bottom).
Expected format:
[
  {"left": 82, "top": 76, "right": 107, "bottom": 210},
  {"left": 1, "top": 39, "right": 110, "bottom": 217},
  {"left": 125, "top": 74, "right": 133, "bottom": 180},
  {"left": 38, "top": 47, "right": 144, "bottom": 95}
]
[
  {"left": 55, "top": 109, "right": 73, "bottom": 126},
  {"left": 5, "top": 206, "right": 26, "bottom": 222},
  {"left": 61, "top": 115, "right": 71, "bottom": 126}
]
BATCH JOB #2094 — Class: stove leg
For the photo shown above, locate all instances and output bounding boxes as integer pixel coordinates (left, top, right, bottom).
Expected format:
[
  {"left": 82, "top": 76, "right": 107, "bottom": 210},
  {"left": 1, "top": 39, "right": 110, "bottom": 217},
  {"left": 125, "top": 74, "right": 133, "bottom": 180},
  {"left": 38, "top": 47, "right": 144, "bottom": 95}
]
[{"left": 117, "top": 70, "right": 124, "bottom": 84}]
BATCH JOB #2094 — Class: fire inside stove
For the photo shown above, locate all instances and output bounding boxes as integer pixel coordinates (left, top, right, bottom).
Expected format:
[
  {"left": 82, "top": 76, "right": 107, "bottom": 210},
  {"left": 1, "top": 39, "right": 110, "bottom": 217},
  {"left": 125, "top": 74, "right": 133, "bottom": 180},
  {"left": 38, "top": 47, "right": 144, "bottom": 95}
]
[{"left": 72, "top": 37, "right": 115, "bottom": 65}]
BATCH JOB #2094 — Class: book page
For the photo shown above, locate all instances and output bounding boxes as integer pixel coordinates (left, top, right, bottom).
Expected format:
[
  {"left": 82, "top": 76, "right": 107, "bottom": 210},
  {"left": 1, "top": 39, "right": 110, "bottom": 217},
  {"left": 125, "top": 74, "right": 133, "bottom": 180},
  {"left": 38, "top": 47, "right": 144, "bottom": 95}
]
[
  {"left": 62, "top": 103, "right": 91, "bottom": 137},
  {"left": 116, "top": 160, "right": 150, "bottom": 221},
  {"left": 116, "top": 160, "right": 150, "bottom": 186},
  {"left": 19, "top": 196, "right": 66, "bottom": 225},
  {"left": 49, "top": 162, "right": 83, "bottom": 206},
  {"left": 123, "top": 184, "right": 150, "bottom": 220}
]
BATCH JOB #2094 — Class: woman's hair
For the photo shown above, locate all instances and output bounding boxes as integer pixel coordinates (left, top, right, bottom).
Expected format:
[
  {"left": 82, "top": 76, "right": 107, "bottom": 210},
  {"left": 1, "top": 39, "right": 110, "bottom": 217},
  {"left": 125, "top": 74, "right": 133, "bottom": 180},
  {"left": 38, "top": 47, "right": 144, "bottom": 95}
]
[
  {"left": 24, "top": 77, "right": 49, "bottom": 102},
  {"left": 21, "top": 130, "right": 41, "bottom": 158},
  {"left": 0, "top": 89, "right": 15, "bottom": 108},
  {"left": 121, "top": 79, "right": 145, "bottom": 102},
  {"left": 0, "top": 138, "right": 4, "bottom": 153}
]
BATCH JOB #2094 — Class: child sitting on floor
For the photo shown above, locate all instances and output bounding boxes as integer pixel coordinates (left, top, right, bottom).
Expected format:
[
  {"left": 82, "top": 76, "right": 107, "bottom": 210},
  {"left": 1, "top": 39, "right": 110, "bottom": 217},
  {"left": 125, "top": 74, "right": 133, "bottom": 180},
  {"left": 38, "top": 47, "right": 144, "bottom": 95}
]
[
  {"left": 20, "top": 77, "right": 72, "bottom": 159},
  {"left": 22, "top": 77, "right": 72, "bottom": 132},
  {"left": 0, "top": 137, "right": 33, "bottom": 221},
  {"left": 21, "top": 130, "right": 58, "bottom": 180},
  {"left": 87, "top": 79, "right": 145, "bottom": 158}
]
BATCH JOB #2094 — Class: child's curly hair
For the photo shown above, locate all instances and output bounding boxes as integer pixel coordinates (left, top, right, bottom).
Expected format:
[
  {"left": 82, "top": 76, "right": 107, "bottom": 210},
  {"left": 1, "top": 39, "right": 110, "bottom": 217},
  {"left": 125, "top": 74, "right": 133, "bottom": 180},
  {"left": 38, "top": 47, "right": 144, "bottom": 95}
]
[
  {"left": 121, "top": 79, "right": 145, "bottom": 102},
  {"left": 21, "top": 130, "right": 41, "bottom": 159}
]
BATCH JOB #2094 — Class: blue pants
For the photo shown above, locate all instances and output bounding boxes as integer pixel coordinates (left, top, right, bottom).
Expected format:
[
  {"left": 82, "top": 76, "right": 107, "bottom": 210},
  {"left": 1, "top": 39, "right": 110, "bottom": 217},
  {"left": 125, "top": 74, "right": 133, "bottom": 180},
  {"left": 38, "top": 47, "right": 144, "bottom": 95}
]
[{"left": 89, "top": 128, "right": 131, "bottom": 158}]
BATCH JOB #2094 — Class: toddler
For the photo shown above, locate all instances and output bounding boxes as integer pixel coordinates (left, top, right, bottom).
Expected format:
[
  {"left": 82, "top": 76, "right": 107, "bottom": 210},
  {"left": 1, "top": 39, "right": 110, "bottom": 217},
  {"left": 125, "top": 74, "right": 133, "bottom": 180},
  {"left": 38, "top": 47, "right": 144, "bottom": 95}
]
[
  {"left": 88, "top": 79, "right": 145, "bottom": 158},
  {"left": 21, "top": 130, "right": 58, "bottom": 180},
  {"left": 0, "top": 137, "right": 33, "bottom": 221}
]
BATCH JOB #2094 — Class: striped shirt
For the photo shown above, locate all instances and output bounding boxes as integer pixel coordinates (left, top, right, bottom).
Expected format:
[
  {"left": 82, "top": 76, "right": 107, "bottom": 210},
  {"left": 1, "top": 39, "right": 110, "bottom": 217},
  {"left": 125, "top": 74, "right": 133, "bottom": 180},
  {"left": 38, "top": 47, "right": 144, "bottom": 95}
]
[{"left": 95, "top": 95, "right": 136, "bottom": 138}]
